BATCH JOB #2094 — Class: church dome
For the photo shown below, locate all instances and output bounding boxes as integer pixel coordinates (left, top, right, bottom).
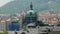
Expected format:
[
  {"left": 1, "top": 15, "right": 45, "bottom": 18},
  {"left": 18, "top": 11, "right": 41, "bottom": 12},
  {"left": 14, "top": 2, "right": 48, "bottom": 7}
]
[
  {"left": 27, "top": 10, "right": 35, "bottom": 14},
  {"left": 25, "top": 2, "right": 37, "bottom": 17}
]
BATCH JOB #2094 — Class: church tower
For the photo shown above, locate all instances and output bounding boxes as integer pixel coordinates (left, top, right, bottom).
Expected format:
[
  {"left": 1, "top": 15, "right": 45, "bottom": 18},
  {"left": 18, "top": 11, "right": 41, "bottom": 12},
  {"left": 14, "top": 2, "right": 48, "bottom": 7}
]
[{"left": 23, "top": 2, "right": 37, "bottom": 25}]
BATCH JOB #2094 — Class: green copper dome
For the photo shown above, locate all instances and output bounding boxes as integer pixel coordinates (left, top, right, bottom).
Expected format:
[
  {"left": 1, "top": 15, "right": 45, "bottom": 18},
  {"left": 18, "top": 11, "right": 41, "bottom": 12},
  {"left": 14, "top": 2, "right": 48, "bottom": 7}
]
[
  {"left": 23, "top": 2, "right": 37, "bottom": 24},
  {"left": 26, "top": 10, "right": 36, "bottom": 17},
  {"left": 27, "top": 10, "right": 35, "bottom": 14},
  {"left": 26, "top": 2, "right": 36, "bottom": 17}
]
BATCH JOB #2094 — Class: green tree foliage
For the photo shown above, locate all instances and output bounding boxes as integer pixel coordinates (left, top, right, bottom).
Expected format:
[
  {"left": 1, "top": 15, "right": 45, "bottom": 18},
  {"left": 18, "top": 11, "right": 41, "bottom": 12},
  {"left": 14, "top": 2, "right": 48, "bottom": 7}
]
[{"left": 0, "top": 31, "right": 9, "bottom": 34}]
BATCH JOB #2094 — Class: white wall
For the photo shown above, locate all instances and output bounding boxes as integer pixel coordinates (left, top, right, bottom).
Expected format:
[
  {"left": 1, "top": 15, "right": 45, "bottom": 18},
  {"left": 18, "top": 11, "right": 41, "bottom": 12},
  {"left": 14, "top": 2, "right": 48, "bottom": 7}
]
[{"left": 0, "top": 22, "right": 6, "bottom": 31}]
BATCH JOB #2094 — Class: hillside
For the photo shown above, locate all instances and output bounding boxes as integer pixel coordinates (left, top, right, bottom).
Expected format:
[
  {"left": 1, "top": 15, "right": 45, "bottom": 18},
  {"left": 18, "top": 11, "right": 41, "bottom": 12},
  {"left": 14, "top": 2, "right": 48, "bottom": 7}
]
[{"left": 0, "top": 0, "right": 60, "bottom": 14}]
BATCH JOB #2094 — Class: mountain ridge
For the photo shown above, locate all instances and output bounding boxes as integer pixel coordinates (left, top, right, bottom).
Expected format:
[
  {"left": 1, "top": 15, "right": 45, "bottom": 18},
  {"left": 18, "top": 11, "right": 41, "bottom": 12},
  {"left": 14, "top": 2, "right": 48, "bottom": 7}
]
[{"left": 0, "top": 0, "right": 60, "bottom": 14}]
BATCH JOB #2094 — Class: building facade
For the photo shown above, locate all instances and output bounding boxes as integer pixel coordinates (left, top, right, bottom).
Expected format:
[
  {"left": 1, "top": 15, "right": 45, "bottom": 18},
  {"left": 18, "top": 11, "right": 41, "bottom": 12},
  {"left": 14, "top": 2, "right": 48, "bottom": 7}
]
[
  {"left": 23, "top": 3, "right": 37, "bottom": 25},
  {"left": 8, "top": 18, "right": 20, "bottom": 31},
  {"left": 0, "top": 20, "right": 6, "bottom": 31}
]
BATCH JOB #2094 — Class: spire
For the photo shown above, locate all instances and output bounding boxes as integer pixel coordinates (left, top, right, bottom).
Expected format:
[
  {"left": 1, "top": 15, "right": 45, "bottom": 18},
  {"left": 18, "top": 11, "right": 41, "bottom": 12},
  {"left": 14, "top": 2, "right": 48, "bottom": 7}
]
[{"left": 30, "top": 2, "right": 33, "bottom": 10}]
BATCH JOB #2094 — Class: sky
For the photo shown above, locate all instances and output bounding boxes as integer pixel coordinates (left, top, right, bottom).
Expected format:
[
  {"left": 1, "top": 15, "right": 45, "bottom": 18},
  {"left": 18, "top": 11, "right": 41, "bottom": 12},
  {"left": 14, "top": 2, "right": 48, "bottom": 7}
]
[{"left": 0, "top": 0, "right": 14, "bottom": 7}]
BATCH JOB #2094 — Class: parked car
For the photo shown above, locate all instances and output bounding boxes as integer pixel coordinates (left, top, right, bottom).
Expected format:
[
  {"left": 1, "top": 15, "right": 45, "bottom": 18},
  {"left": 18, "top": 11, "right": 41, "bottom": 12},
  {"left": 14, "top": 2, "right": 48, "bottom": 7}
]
[
  {"left": 38, "top": 28, "right": 48, "bottom": 34},
  {"left": 27, "top": 23, "right": 36, "bottom": 28}
]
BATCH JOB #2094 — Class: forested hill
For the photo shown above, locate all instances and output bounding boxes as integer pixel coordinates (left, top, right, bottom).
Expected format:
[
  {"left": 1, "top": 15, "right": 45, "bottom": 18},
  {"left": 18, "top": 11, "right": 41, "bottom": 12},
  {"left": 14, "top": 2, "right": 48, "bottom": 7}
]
[{"left": 0, "top": 0, "right": 60, "bottom": 14}]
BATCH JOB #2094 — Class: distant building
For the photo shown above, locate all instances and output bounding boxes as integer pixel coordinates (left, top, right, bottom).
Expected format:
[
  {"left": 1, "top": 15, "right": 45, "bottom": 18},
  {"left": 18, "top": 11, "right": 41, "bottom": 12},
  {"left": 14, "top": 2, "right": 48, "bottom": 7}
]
[
  {"left": 37, "top": 12, "right": 60, "bottom": 24},
  {"left": 8, "top": 19, "right": 20, "bottom": 31},
  {"left": 0, "top": 20, "right": 6, "bottom": 31},
  {"left": 23, "top": 2, "right": 37, "bottom": 25}
]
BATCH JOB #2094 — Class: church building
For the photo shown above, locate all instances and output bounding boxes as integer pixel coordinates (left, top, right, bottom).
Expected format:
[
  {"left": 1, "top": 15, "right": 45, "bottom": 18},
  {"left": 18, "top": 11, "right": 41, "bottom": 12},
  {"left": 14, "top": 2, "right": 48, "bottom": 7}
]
[{"left": 23, "top": 2, "right": 37, "bottom": 25}]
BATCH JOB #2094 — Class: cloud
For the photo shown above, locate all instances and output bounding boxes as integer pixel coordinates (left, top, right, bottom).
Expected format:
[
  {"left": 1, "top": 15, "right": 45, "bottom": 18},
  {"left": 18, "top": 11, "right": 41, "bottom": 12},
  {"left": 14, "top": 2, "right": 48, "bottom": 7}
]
[{"left": 0, "top": 0, "right": 14, "bottom": 7}]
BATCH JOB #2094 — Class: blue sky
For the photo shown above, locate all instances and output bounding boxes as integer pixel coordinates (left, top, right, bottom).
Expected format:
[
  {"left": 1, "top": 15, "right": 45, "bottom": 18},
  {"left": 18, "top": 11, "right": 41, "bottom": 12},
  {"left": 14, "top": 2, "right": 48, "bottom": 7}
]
[{"left": 0, "top": 0, "right": 14, "bottom": 7}]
